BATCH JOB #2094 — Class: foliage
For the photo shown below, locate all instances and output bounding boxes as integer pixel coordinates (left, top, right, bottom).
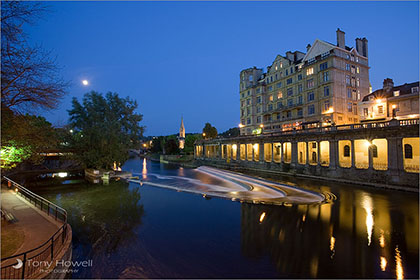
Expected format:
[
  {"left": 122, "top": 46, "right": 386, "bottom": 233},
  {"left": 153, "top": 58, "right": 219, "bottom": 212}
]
[
  {"left": 164, "top": 138, "right": 179, "bottom": 155},
  {"left": 184, "top": 134, "right": 200, "bottom": 154},
  {"left": 68, "top": 91, "right": 144, "bottom": 169},
  {"left": 219, "top": 127, "right": 240, "bottom": 138},
  {"left": 1, "top": 108, "right": 60, "bottom": 169},
  {"left": 202, "top": 122, "right": 218, "bottom": 139},
  {"left": 1, "top": 1, "right": 68, "bottom": 113},
  {"left": 150, "top": 137, "right": 163, "bottom": 154}
]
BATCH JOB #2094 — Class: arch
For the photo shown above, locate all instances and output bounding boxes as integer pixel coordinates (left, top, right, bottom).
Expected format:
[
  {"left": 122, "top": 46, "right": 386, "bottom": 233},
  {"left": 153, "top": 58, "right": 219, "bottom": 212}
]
[
  {"left": 343, "top": 145, "right": 350, "bottom": 157},
  {"left": 404, "top": 144, "right": 413, "bottom": 159}
]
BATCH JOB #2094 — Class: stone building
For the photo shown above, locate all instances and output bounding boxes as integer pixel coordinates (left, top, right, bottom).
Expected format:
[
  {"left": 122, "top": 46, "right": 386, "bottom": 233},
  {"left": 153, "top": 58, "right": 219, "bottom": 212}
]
[
  {"left": 358, "top": 78, "right": 419, "bottom": 122},
  {"left": 179, "top": 117, "right": 185, "bottom": 149},
  {"left": 239, "top": 28, "right": 370, "bottom": 136}
]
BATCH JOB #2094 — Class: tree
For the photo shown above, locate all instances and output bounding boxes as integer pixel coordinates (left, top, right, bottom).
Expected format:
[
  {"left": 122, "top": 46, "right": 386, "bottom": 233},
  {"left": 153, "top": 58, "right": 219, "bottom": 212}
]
[
  {"left": 184, "top": 134, "right": 200, "bottom": 154},
  {"left": 1, "top": 108, "right": 59, "bottom": 169},
  {"left": 1, "top": 1, "right": 68, "bottom": 113},
  {"left": 68, "top": 91, "right": 144, "bottom": 169},
  {"left": 202, "top": 122, "right": 218, "bottom": 139},
  {"left": 164, "top": 138, "right": 179, "bottom": 155},
  {"left": 150, "top": 137, "right": 163, "bottom": 154},
  {"left": 219, "top": 127, "right": 240, "bottom": 138}
]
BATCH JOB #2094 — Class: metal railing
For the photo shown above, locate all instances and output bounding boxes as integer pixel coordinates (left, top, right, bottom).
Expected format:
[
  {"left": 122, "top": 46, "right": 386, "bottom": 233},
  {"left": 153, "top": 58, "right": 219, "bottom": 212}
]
[{"left": 1, "top": 177, "right": 69, "bottom": 279}]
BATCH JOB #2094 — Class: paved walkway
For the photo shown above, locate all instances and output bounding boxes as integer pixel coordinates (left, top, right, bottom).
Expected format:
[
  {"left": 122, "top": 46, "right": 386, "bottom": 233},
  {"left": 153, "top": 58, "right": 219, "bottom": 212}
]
[{"left": 1, "top": 185, "right": 60, "bottom": 257}]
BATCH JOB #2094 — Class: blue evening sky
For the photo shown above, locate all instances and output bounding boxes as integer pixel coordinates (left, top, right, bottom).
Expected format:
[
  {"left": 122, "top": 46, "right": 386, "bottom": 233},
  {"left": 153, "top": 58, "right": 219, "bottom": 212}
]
[{"left": 27, "top": 1, "right": 419, "bottom": 136}]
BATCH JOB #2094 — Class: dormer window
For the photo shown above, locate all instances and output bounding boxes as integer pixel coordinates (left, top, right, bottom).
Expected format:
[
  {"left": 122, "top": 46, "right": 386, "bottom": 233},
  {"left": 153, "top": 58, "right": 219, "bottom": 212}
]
[
  {"left": 412, "top": 87, "right": 419, "bottom": 94},
  {"left": 280, "top": 62, "right": 283, "bottom": 68},
  {"left": 306, "top": 67, "right": 314, "bottom": 76},
  {"left": 393, "top": 90, "right": 400, "bottom": 97}
]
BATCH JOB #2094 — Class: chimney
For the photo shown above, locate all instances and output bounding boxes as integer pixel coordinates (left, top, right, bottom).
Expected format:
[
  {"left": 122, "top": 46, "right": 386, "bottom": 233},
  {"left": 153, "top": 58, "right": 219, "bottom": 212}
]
[
  {"left": 383, "top": 78, "right": 394, "bottom": 92},
  {"left": 356, "top": 38, "right": 363, "bottom": 55},
  {"left": 362, "top": 37, "right": 368, "bottom": 58},
  {"left": 336, "top": 28, "right": 345, "bottom": 49},
  {"left": 306, "top": 44, "right": 311, "bottom": 52}
]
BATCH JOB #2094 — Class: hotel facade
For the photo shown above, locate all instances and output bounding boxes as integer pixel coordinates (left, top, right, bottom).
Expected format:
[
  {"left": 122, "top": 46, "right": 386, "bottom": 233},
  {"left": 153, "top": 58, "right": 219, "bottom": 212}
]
[{"left": 239, "top": 29, "right": 370, "bottom": 135}]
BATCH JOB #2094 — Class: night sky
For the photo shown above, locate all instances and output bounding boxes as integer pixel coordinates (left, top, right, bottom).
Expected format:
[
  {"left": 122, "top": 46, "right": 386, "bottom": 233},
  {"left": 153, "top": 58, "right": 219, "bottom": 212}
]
[{"left": 26, "top": 1, "right": 419, "bottom": 136}]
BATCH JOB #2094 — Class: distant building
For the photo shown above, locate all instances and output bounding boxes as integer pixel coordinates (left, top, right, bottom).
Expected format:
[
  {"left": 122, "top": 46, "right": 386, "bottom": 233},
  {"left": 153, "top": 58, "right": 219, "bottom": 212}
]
[
  {"left": 358, "top": 79, "right": 419, "bottom": 122},
  {"left": 179, "top": 117, "right": 185, "bottom": 149},
  {"left": 239, "top": 28, "right": 370, "bottom": 135}
]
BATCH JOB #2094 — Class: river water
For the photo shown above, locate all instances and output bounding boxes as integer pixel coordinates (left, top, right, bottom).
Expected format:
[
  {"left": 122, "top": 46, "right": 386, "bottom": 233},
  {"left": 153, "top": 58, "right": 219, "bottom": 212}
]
[{"left": 22, "top": 157, "right": 418, "bottom": 279}]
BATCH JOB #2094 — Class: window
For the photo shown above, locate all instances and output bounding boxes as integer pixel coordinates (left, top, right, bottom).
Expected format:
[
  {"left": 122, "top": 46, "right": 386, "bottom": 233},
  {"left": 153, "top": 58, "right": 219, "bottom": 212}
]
[
  {"left": 372, "top": 145, "right": 378, "bottom": 158},
  {"left": 343, "top": 145, "right": 350, "bottom": 157},
  {"left": 247, "top": 107, "right": 250, "bottom": 115},
  {"left": 347, "top": 103, "right": 352, "bottom": 112},
  {"left": 269, "top": 94, "right": 274, "bottom": 102},
  {"left": 308, "top": 104, "right": 315, "bottom": 115},
  {"left": 351, "top": 55, "right": 355, "bottom": 61},
  {"left": 270, "top": 76, "right": 273, "bottom": 82},
  {"left": 290, "top": 67, "right": 294, "bottom": 74},
  {"left": 404, "top": 144, "right": 413, "bottom": 159},
  {"left": 286, "top": 69, "right": 288, "bottom": 76},
  {"left": 412, "top": 87, "right": 419, "bottom": 94},
  {"left": 257, "top": 106, "right": 261, "bottom": 113},
  {"left": 241, "top": 109, "right": 244, "bottom": 117},
  {"left": 347, "top": 88, "right": 352, "bottom": 99},
  {"left": 247, "top": 90, "right": 250, "bottom": 96},
  {"left": 277, "top": 91, "right": 283, "bottom": 99},
  {"left": 307, "top": 79, "right": 314, "bottom": 88},
  {"left": 298, "top": 84, "right": 303, "bottom": 93},
  {"left": 247, "top": 99, "right": 250, "bottom": 105},
  {"left": 352, "top": 90, "right": 357, "bottom": 100},
  {"left": 323, "top": 71, "right": 329, "bottom": 82},
  {"left": 288, "top": 99, "right": 293, "bottom": 107},
  {"left": 257, "top": 96, "right": 262, "bottom": 103},
  {"left": 353, "top": 105, "right": 357, "bottom": 115},
  {"left": 249, "top": 75, "right": 253, "bottom": 81},
  {"left": 256, "top": 88, "right": 261, "bottom": 94},
  {"left": 257, "top": 116, "right": 261, "bottom": 123},
  {"left": 268, "top": 86, "right": 273, "bottom": 91},
  {"left": 297, "top": 108, "right": 303, "bottom": 116},
  {"left": 351, "top": 65, "right": 356, "bottom": 74},
  {"left": 378, "top": 105, "right": 383, "bottom": 114},
  {"left": 277, "top": 102, "right": 283, "bottom": 109},
  {"left": 287, "top": 111, "right": 292, "bottom": 118},
  {"left": 346, "top": 64, "right": 350, "bottom": 71},
  {"left": 298, "top": 95, "right": 303, "bottom": 105},
  {"left": 275, "top": 74, "right": 278, "bottom": 80},
  {"left": 351, "top": 77, "right": 356, "bottom": 87},
  {"left": 324, "top": 100, "right": 330, "bottom": 111},
  {"left": 312, "top": 152, "right": 317, "bottom": 163},
  {"left": 276, "top": 82, "right": 282, "bottom": 88},
  {"left": 268, "top": 104, "right": 273, "bottom": 111},
  {"left": 287, "top": 78, "right": 293, "bottom": 85},
  {"left": 298, "top": 74, "right": 302, "bottom": 80},
  {"left": 346, "top": 75, "right": 351, "bottom": 85},
  {"left": 363, "top": 108, "right": 369, "bottom": 116},
  {"left": 320, "top": 62, "right": 328, "bottom": 70},
  {"left": 241, "top": 101, "right": 244, "bottom": 107},
  {"left": 306, "top": 67, "right": 314, "bottom": 75},
  {"left": 241, "top": 119, "right": 245, "bottom": 125},
  {"left": 356, "top": 78, "right": 360, "bottom": 87},
  {"left": 393, "top": 90, "right": 400, "bottom": 97},
  {"left": 241, "top": 93, "right": 245, "bottom": 98},
  {"left": 324, "top": 86, "right": 330, "bottom": 97},
  {"left": 307, "top": 91, "right": 315, "bottom": 101},
  {"left": 247, "top": 118, "right": 251, "bottom": 124},
  {"left": 356, "top": 66, "right": 360, "bottom": 74},
  {"left": 287, "top": 88, "right": 293, "bottom": 96}
]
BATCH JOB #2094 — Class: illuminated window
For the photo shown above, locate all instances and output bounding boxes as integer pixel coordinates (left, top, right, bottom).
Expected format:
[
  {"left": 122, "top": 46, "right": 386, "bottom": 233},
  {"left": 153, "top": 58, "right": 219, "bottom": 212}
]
[
  {"left": 306, "top": 67, "right": 314, "bottom": 75},
  {"left": 393, "top": 90, "right": 400, "bottom": 97},
  {"left": 378, "top": 105, "right": 384, "bottom": 114},
  {"left": 363, "top": 108, "right": 369, "bottom": 116},
  {"left": 277, "top": 91, "right": 283, "bottom": 99},
  {"left": 269, "top": 95, "right": 274, "bottom": 101},
  {"left": 356, "top": 66, "right": 360, "bottom": 74}
]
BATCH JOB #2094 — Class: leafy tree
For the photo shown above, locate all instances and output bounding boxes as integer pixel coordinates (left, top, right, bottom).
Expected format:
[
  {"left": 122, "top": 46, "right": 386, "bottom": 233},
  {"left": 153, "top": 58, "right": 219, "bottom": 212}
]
[
  {"left": 202, "top": 122, "right": 218, "bottom": 139},
  {"left": 219, "top": 127, "right": 240, "bottom": 138},
  {"left": 68, "top": 91, "right": 144, "bottom": 169},
  {"left": 164, "top": 138, "right": 179, "bottom": 155},
  {"left": 1, "top": 1, "right": 68, "bottom": 113},
  {"left": 1, "top": 108, "right": 59, "bottom": 169},
  {"left": 150, "top": 137, "right": 163, "bottom": 154},
  {"left": 184, "top": 134, "right": 200, "bottom": 154}
]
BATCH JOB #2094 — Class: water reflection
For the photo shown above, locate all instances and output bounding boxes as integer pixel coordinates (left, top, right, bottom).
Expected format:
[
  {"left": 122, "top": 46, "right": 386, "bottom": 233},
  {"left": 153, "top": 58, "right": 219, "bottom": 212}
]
[
  {"left": 395, "top": 246, "right": 404, "bottom": 279},
  {"left": 361, "top": 192, "right": 374, "bottom": 246},
  {"left": 142, "top": 158, "right": 147, "bottom": 179}
]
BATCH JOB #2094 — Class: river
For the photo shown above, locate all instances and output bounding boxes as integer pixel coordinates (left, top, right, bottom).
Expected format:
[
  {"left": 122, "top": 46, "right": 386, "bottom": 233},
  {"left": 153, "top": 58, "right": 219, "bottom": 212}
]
[{"left": 21, "top": 157, "right": 419, "bottom": 279}]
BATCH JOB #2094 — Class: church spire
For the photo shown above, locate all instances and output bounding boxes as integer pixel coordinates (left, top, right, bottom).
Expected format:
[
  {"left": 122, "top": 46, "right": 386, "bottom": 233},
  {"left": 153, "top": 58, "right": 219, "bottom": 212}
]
[{"left": 179, "top": 116, "right": 185, "bottom": 149}]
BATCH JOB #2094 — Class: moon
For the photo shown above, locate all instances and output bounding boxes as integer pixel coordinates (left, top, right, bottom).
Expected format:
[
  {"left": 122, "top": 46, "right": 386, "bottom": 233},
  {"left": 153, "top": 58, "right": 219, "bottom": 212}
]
[
  {"left": 82, "top": 80, "right": 89, "bottom": 86},
  {"left": 13, "top": 259, "right": 23, "bottom": 269}
]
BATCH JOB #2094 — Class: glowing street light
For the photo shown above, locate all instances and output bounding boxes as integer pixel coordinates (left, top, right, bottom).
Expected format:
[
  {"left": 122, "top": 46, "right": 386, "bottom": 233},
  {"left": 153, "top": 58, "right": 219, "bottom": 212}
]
[{"left": 238, "top": 123, "right": 244, "bottom": 128}]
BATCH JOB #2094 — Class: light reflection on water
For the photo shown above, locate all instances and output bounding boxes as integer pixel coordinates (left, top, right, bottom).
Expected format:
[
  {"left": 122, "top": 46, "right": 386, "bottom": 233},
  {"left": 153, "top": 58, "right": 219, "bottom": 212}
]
[{"left": 22, "top": 158, "right": 418, "bottom": 279}]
